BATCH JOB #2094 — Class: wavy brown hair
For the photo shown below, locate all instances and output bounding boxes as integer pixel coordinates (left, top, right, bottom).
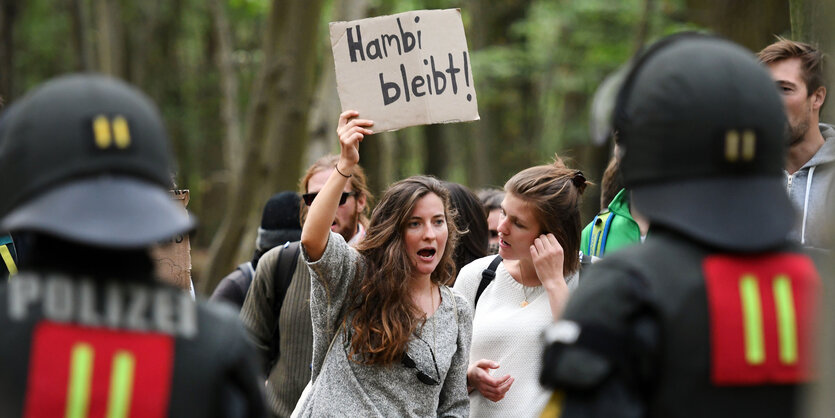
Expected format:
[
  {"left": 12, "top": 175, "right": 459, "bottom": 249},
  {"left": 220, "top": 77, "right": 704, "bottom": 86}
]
[
  {"left": 347, "top": 176, "right": 460, "bottom": 366},
  {"left": 504, "top": 155, "right": 589, "bottom": 276}
]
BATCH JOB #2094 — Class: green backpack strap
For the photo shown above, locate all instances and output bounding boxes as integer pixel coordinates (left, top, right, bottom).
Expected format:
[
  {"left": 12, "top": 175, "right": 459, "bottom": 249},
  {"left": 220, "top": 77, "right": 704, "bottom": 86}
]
[{"left": 587, "top": 211, "right": 616, "bottom": 257}]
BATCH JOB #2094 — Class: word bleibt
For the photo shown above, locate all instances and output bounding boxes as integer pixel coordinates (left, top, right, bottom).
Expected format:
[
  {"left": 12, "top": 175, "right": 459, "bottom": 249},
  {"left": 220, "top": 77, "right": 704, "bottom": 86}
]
[{"left": 379, "top": 52, "right": 472, "bottom": 105}]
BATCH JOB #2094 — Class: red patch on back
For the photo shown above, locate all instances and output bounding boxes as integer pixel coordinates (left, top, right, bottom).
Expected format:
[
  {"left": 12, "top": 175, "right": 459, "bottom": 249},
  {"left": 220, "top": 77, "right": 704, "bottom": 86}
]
[
  {"left": 704, "top": 254, "right": 819, "bottom": 385},
  {"left": 23, "top": 322, "right": 174, "bottom": 418}
]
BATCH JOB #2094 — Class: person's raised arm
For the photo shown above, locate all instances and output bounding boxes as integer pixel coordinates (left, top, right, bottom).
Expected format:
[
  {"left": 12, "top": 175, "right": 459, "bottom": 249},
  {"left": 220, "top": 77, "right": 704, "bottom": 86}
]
[{"left": 300, "top": 110, "right": 373, "bottom": 261}]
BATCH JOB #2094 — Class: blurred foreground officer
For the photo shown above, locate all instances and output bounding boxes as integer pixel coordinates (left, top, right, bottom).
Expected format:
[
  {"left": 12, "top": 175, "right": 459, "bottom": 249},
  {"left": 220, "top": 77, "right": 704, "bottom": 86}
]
[
  {"left": 0, "top": 75, "right": 266, "bottom": 417},
  {"left": 540, "top": 34, "right": 820, "bottom": 418}
]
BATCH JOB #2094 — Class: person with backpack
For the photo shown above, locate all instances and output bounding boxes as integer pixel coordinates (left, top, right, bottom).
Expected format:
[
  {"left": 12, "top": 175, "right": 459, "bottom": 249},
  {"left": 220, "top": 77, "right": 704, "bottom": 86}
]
[
  {"left": 210, "top": 191, "right": 302, "bottom": 310},
  {"left": 580, "top": 145, "right": 649, "bottom": 261},
  {"left": 452, "top": 156, "right": 588, "bottom": 417},
  {"left": 240, "top": 154, "right": 372, "bottom": 418},
  {"left": 293, "top": 110, "right": 472, "bottom": 417}
]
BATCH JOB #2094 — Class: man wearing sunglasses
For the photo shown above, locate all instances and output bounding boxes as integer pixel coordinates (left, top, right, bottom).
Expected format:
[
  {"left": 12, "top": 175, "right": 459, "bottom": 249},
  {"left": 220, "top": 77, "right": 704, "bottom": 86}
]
[
  {"left": 241, "top": 154, "right": 372, "bottom": 418},
  {"left": 299, "top": 154, "right": 371, "bottom": 244}
]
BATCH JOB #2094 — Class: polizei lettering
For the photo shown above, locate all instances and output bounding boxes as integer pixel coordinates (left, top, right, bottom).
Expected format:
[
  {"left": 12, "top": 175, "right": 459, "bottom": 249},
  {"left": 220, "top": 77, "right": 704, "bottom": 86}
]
[{"left": 8, "top": 273, "right": 197, "bottom": 338}]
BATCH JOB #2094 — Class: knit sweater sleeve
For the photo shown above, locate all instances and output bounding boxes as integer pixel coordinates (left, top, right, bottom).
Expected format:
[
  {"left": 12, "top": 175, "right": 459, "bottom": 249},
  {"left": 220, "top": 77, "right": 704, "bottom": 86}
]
[
  {"left": 437, "top": 288, "right": 473, "bottom": 418},
  {"left": 302, "top": 231, "right": 361, "bottom": 381}
]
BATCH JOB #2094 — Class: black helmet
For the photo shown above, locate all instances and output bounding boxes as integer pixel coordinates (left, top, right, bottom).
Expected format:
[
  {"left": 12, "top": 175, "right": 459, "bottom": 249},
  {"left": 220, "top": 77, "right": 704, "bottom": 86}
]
[
  {"left": 0, "top": 74, "right": 194, "bottom": 248},
  {"left": 614, "top": 33, "right": 793, "bottom": 251}
]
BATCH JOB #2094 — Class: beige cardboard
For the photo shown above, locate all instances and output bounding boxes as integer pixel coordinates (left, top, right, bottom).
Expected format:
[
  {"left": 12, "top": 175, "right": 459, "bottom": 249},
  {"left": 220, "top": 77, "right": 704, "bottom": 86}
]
[
  {"left": 330, "top": 9, "right": 479, "bottom": 132},
  {"left": 150, "top": 190, "right": 192, "bottom": 293}
]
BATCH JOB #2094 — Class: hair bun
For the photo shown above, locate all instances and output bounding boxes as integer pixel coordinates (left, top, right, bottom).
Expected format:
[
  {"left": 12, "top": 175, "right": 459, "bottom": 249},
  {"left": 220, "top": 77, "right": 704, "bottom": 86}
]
[{"left": 572, "top": 171, "right": 588, "bottom": 194}]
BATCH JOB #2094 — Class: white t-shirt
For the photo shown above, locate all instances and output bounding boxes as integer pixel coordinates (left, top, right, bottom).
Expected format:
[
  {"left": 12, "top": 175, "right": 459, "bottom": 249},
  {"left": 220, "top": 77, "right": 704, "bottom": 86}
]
[{"left": 453, "top": 255, "right": 577, "bottom": 418}]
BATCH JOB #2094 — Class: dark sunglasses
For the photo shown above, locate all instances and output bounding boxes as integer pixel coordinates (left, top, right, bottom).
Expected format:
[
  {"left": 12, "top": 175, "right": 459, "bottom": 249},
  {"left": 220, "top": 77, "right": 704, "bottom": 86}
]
[
  {"left": 302, "top": 191, "right": 357, "bottom": 206},
  {"left": 489, "top": 230, "right": 499, "bottom": 238},
  {"left": 401, "top": 344, "right": 440, "bottom": 386}
]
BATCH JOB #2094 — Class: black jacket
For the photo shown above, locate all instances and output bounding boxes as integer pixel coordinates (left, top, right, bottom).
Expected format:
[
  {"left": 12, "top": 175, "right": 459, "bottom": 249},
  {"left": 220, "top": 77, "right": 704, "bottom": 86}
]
[
  {"left": 0, "top": 270, "right": 267, "bottom": 418},
  {"left": 541, "top": 230, "right": 819, "bottom": 418}
]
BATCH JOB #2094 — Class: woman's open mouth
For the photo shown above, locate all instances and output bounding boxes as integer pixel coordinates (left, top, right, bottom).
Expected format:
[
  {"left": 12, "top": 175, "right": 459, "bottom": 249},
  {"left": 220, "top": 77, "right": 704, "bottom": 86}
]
[{"left": 417, "top": 248, "right": 436, "bottom": 260}]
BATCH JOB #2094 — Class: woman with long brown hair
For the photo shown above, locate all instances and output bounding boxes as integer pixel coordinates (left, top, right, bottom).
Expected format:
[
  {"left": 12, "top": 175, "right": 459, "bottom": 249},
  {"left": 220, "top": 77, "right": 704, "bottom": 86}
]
[
  {"left": 295, "top": 111, "right": 472, "bottom": 417},
  {"left": 453, "top": 157, "right": 588, "bottom": 417}
]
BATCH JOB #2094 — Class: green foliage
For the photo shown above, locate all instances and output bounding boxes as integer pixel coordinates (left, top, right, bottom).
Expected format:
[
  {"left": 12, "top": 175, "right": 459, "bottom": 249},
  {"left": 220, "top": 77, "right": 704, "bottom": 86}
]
[
  {"left": 13, "top": 0, "right": 76, "bottom": 95},
  {"left": 451, "top": 0, "right": 705, "bottom": 195},
  {"left": 228, "top": 0, "right": 270, "bottom": 17}
]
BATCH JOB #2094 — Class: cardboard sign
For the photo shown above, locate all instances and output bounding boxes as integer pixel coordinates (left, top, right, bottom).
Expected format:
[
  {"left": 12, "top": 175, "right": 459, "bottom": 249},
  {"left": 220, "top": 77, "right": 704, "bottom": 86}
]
[
  {"left": 330, "top": 9, "right": 479, "bottom": 132},
  {"left": 150, "top": 190, "right": 192, "bottom": 293}
]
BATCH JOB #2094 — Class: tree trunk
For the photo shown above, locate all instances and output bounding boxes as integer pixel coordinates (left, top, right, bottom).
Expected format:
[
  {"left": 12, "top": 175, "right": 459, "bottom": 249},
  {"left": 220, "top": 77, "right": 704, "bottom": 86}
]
[
  {"left": 463, "top": 0, "right": 532, "bottom": 187},
  {"left": 93, "top": 0, "right": 125, "bottom": 78},
  {"left": 70, "top": 0, "right": 93, "bottom": 72},
  {"left": 684, "top": 0, "right": 790, "bottom": 51},
  {"left": 0, "top": 0, "right": 19, "bottom": 101},
  {"left": 201, "top": 0, "right": 326, "bottom": 294},
  {"left": 127, "top": 0, "right": 165, "bottom": 88},
  {"left": 795, "top": 0, "right": 835, "bottom": 415},
  {"left": 209, "top": 0, "right": 243, "bottom": 175},
  {"left": 307, "top": 0, "right": 370, "bottom": 168},
  {"left": 789, "top": 0, "right": 835, "bottom": 123},
  {"left": 422, "top": 124, "right": 449, "bottom": 178}
]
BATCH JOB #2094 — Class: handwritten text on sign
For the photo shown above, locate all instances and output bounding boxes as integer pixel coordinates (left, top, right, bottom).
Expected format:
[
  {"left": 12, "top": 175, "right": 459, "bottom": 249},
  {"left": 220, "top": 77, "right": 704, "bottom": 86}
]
[{"left": 330, "top": 9, "right": 479, "bottom": 132}]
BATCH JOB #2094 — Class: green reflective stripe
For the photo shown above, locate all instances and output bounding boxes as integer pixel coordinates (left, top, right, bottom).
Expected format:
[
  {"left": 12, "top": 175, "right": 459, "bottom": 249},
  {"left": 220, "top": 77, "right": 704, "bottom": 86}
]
[
  {"left": 773, "top": 275, "right": 798, "bottom": 364},
  {"left": 106, "top": 350, "right": 136, "bottom": 418},
  {"left": 66, "top": 343, "right": 94, "bottom": 418},
  {"left": 739, "top": 275, "right": 765, "bottom": 365},
  {"left": 0, "top": 245, "right": 16, "bottom": 276}
]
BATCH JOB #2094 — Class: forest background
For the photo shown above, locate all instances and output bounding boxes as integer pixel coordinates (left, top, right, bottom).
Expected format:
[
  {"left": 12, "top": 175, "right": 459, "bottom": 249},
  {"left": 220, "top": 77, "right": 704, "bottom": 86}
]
[{"left": 1, "top": 0, "right": 833, "bottom": 295}]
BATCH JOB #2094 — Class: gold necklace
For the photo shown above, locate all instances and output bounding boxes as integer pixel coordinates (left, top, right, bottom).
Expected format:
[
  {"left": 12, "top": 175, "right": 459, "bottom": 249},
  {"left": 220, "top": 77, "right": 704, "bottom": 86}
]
[{"left": 521, "top": 285, "right": 533, "bottom": 307}]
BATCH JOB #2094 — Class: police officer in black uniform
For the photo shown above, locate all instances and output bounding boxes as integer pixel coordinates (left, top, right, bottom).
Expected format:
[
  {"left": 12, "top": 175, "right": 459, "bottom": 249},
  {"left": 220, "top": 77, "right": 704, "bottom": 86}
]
[
  {"left": 540, "top": 33, "right": 820, "bottom": 417},
  {"left": 0, "top": 75, "right": 267, "bottom": 417}
]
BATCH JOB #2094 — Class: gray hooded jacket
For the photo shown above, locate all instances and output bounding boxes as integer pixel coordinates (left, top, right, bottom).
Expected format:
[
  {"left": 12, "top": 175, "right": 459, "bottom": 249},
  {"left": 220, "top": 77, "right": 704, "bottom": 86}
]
[{"left": 784, "top": 123, "right": 835, "bottom": 250}]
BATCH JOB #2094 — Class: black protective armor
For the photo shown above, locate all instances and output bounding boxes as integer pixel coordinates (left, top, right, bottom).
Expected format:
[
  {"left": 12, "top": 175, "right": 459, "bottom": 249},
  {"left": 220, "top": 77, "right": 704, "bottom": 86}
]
[
  {"left": 0, "top": 271, "right": 267, "bottom": 418},
  {"left": 542, "top": 230, "right": 819, "bottom": 418}
]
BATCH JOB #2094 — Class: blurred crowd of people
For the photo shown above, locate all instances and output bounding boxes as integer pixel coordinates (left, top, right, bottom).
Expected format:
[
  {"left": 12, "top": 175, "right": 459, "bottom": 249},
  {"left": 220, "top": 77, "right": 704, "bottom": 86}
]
[{"left": 0, "top": 32, "right": 831, "bottom": 418}]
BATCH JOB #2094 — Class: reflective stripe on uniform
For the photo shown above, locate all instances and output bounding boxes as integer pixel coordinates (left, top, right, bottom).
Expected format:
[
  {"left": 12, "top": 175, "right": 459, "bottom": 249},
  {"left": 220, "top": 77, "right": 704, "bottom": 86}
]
[
  {"left": 0, "top": 244, "right": 17, "bottom": 276},
  {"left": 539, "top": 390, "right": 565, "bottom": 418}
]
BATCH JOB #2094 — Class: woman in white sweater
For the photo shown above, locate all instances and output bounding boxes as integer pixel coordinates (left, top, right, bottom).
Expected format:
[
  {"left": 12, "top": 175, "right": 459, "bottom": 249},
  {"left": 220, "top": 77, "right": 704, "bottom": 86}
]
[{"left": 453, "top": 157, "right": 587, "bottom": 417}]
